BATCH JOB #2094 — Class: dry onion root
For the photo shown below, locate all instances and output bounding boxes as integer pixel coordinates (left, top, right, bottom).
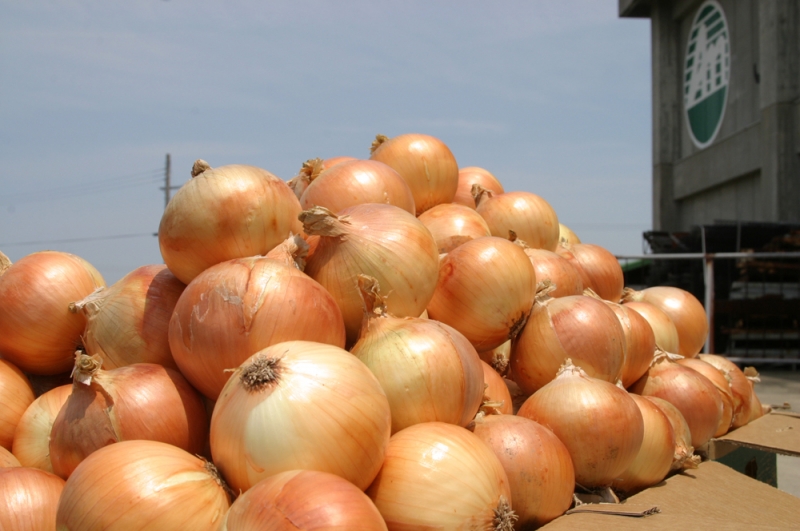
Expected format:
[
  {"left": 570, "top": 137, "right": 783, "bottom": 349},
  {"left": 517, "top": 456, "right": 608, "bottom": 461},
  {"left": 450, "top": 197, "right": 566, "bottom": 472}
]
[{"left": 479, "top": 340, "right": 511, "bottom": 376}]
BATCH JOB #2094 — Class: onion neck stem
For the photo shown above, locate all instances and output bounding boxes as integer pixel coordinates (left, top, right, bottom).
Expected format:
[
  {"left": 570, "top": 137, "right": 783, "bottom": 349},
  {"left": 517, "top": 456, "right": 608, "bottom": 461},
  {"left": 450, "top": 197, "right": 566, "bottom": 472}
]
[
  {"left": 370, "top": 134, "right": 389, "bottom": 154},
  {"left": 191, "top": 160, "right": 211, "bottom": 177},
  {"left": 298, "top": 206, "right": 351, "bottom": 237},
  {"left": 72, "top": 351, "right": 102, "bottom": 386},
  {"left": 0, "top": 250, "right": 11, "bottom": 276}
]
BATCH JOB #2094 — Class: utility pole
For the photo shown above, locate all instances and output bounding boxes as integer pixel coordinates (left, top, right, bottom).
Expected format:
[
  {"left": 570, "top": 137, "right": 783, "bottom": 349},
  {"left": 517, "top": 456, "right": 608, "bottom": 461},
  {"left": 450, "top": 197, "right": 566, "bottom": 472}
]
[{"left": 160, "top": 154, "right": 180, "bottom": 209}]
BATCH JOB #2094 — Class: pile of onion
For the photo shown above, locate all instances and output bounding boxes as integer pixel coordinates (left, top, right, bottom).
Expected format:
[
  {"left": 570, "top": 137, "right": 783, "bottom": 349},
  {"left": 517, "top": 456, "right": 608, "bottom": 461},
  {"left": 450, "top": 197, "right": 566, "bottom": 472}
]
[
  {"left": 418, "top": 203, "right": 491, "bottom": 254},
  {"left": 556, "top": 242, "right": 623, "bottom": 302},
  {"left": 0, "top": 359, "right": 35, "bottom": 450},
  {"left": 510, "top": 231, "right": 584, "bottom": 297},
  {"left": 622, "top": 299, "right": 680, "bottom": 353},
  {"left": 474, "top": 186, "right": 560, "bottom": 252},
  {"left": 0, "top": 467, "right": 65, "bottom": 530},
  {"left": 453, "top": 166, "right": 504, "bottom": 209},
  {"left": 12, "top": 384, "right": 71, "bottom": 472},
  {"left": 210, "top": 341, "right": 391, "bottom": 493},
  {"left": 0, "top": 251, "right": 105, "bottom": 374},
  {"left": 644, "top": 396, "right": 701, "bottom": 471}
]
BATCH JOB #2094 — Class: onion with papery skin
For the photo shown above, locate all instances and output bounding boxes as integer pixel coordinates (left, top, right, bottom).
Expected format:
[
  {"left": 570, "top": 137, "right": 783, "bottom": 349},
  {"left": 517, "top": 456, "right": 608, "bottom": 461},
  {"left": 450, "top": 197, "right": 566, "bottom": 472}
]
[
  {"left": 351, "top": 276, "right": 484, "bottom": 433},
  {"left": 301, "top": 204, "right": 439, "bottom": 346},
  {"left": 418, "top": 203, "right": 492, "bottom": 254},
  {"left": 511, "top": 287, "right": 626, "bottom": 395},
  {"left": 453, "top": 167, "right": 504, "bottom": 209},
  {"left": 12, "top": 385, "right": 71, "bottom": 472},
  {"left": 630, "top": 351, "right": 723, "bottom": 448},
  {"left": 300, "top": 159, "right": 415, "bottom": 215},
  {"left": 558, "top": 223, "right": 581, "bottom": 244},
  {"left": 70, "top": 264, "right": 185, "bottom": 370},
  {"left": 556, "top": 242, "right": 623, "bottom": 302},
  {"left": 622, "top": 286, "right": 708, "bottom": 357},
  {"left": 479, "top": 340, "right": 511, "bottom": 376},
  {"left": 622, "top": 300, "right": 680, "bottom": 353},
  {"left": 369, "top": 133, "right": 459, "bottom": 215},
  {"left": 169, "top": 252, "right": 346, "bottom": 400},
  {"left": 56, "top": 440, "right": 231, "bottom": 530},
  {"left": 49, "top": 353, "right": 208, "bottom": 479},
  {"left": 517, "top": 360, "right": 644, "bottom": 488},
  {"left": 220, "top": 470, "right": 388, "bottom": 531},
  {"left": 0, "top": 446, "right": 19, "bottom": 467},
  {"left": 0, "top": 251, "right": 105, "bottom": 374},
  {"left": 480, "top": 361, "right": 513, "bottom": 415},
  {"left": 472, "top": 414, "right": 574, "bottom": 528},
  {"left": 474, "top": 186, "right": 560, "bottom": 252},
  {"left": 553, "top": 243, "right": 592, "bottom": 291},
  {"left": 324, "top": 155, "right": 357, "bottom": 168},
  {"left": 427, "top": 236, "right": 537, "bottom": 351},
  {"left": 743, "top": 367, "right": 768, "bottom": 424},
  {"left": 510, "top": 231, "right": 583, "bottom": 298},
  {"left": 677, "top": 357, "right": 735, "bottom": 436},
  {"left": 0, "top": 359, "right": 34, "bottom": 450},
  {"left": 643, "top": 396, "right": 700, "bottom": 471},
  {"left": 367, "top": 422, "right": 516, "bottom": 531},
  {"left": 0, "top": 467, "right": 64, "bottom": 530},
  {"left": 159, "top": 161, "right": 303, "bottom": 284},
  {"left": 697, "top": 354, "right": 754, "bottom": 428},
  {"left": 0, "top": 250, "right": 10, "bottom": 275},
  {"left": 287, "top": 158, "right": 326, "bottom": 199},
  {"left": 211, "top": 341, "right": 391, "bottom": 493}
]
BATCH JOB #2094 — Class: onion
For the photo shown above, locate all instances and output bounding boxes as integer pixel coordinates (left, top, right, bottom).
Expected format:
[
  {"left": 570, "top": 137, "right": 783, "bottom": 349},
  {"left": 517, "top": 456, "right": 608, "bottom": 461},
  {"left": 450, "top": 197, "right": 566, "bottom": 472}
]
[
  {"left": 474, "top": 187, "right": 560, "bottom": 252},
  {"left": 643, "top": 396, "right": 700, "bottom": 471},
  {"left": 301, "top": 204, "right": 439, "bottom": 345},
  {"left": 481, "top": 361, "right": 513, "bottom": 415},
  {"left": 622, "top": 286, "right": 708, "bottom": 357},
  {"left": 367, "top": 422, "right": 515, "bottom": 531},
  {"left": 630, "top": 351, "right": 723, "bottom": 448},
  {"left": 517, "top": 360, "right": 644, "bottom": 488},
  {"left": 220, "top": 470, "right": 387, "bottom": 531},
  {"left": 622, "top": 300, "right": 680, "bottom": 353},
  {"left": 510, "top": 231, "right": 584, "bottom": 297},
  {"left": 510, "top": 288, "right": 626, "bottom": 395},
  {"left": 453, "top": 166, "right": 504, "bottom": 209},
  {"left": 472, "top": 415, "right": 574, "bottom": 528},
  {"left": 612, "top": 394, "right": 675, "bottom": 493},
  {"left": 287, "top": 158, "right": 326, "bottom": 199},
  {"left": 351, "top": 276, "right": 484, "bottom": 433},
  {"left": 50, "top": 353, "right": 208, "bottom": 479},
  {"left": 369, "top": 133, "right": 459, "bottom": 215},
  {"left": 0, "top": 446, "right": 19, "bottom": 467},
  {"left": 69, "top": 264, "right": 185, "bottom": 370},
  {"left": 743, "top": 367, "right": 768, "bottom": 424},
  {"left": 210, "top": 341, "right": 391, "bottom": 493},
  {"left": 697, "top": 354, "right": 754, "bottom": 428},
  {"left": 427, "top": 236, "right": 537, "bottom": 351},
  {"left": 56, "top": 440, "right": 231, "bottom": 530},
  {"left": 159, "top": 161, "right": 303, "bottom": 284},
  {"left": 0, "top": 250, "right": 10, "bottom": 276},
  {"left": 553, "top": 243, "right": 593, "bottom": 291},
  {"left": 479, "top": 340, "right": 511, "bottom": 376},
  {"left": 676, "top": 357, "right": 735, "bottom": 436},
  {"left": 556, "top": 242, "right": 623, "bottom": 302},
  {"left": 169, "top": 252, "right": 346, "bottom": 400},
  {"left": 418, "top": 203, "right": 492, "bottom": 254},
  {"left": 559, "top": 223, "right": 581, "bottom": 244},
  {"left": 324, "top": 155, "right": 357, "bottom": 167},
  {"left": 0, "top": 359, "right": 34, "bottom": 450},
  {"left": 12, "top": 385, "right": 71, "bottom": 472},
  {"left": 300, "top": 159, "right": 415, "bottom": 215},
  {"left": 0, "top": 251, "right": 105, "bottom": 374},
  {"left": 0, "top": 467, "right": 65, "bottom": 530}
]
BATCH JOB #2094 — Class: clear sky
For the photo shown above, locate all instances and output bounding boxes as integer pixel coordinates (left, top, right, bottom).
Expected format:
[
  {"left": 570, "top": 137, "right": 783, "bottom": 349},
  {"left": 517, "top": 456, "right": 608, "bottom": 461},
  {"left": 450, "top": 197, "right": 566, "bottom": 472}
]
[{"left": 0, "top": 1, "right": 652, "bottom": 284}]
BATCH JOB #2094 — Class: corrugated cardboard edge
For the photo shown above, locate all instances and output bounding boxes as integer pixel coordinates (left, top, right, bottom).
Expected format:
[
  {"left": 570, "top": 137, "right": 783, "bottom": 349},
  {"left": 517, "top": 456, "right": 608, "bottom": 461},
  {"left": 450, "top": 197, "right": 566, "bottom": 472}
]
[
  {"left": 566, "top": 504, "right": 660, "bottom": 517},
  {"left": 712, "top": 412, "right": 800, "bottom": 457}
]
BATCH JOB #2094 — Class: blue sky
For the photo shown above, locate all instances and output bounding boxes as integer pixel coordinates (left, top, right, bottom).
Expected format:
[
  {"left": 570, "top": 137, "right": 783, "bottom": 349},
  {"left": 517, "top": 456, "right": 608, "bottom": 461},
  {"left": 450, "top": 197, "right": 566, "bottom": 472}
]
[{"left": 0, "top": 1, "right": 651, "bottom": 283}]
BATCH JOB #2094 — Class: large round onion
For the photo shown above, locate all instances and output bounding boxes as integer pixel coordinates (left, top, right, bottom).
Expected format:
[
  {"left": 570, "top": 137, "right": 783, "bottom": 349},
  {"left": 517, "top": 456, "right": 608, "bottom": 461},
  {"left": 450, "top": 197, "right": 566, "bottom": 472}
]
[
  {"left": 159, "top": 161, "right": 303, "bottom": 284},
  {"left": 210, "top": 341, "right": 391, "bottom": 493},
  {"left": 0, "top": 359, "right": 34, "bottom": 450},
  {"left": 220, "top": 470, "right": 387, "bottom": 531},
  {"left": 518, "top": 360, "right": 644, "bottom": 488},
  {"left": 644, "top": 396, "right": 700, "bottom": 471},
  {"left": 453, "top": 166, "right": 504, "bottom": 209},
  {"left": 474, "top": 187, "right": 560, "bottom": 252},
  {"left": 12, "top": 385, "right": 71, "bottom": 472},
  {"left": 301, "top": 204, "right": 439, "bottom": 345},
  {"left": 70, "top": 264, "right": 185, "bottom": 370},
  {"left": 0, "top": 251, "right": 105, "bottom": 374},
  {"left": 677, "top": 357, "right": 735, "bottom": 436},
  {"left": 623, "top": 300, "right": 680, "bottom": 353},
  {"left": 510, "top": 290, "right": 626, "bottom": 395},
  {"left": 56, "top": 440, "right": 231, "bottom": 530},
  {"left": 427, "top": 236, "right": 537, "bottom": 351},
  {"left": 0, "top": 467, "right": 65, "bottom": 530},
  {"left": 622, "top": 286, "right": 708, "bottom": 357},
  {"left": 299, "top": 159, "right": 415, "bottom": 215},
  {"left": 351, "top": 276, "right": 484, "bottom": 433},
  {"left": 472, "top": 415, "right": 574, "bottom": 528},
  {"left": 369, "top": 133, "right": 459, "bottom": 215},
  {"left": 50, "top": 353, "right": 208, "bottom": 479},
  {"left": 557, "top": 243, "right": 623, "bottom": 302},
  {"left": 697, "top": 354, "right": 754, "bottom": 428},
  {"left": 512, "top": 234, "right": 583, "bottom": 297},
  {"left": 169, "top": 253, "right": 346, "bottom": 399},
  {"left": 481, "top": 361, "right": 513, "bottom": 415},
  {"left": 367, "top": 422, "right": 515, "bottom": 531},
  {"left": 417, "top": 203, "right": 491, "bottom": 254}
]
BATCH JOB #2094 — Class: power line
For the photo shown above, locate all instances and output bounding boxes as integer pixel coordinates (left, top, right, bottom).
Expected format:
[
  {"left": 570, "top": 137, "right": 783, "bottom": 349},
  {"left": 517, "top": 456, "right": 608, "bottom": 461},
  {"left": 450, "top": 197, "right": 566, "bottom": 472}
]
[{"left": 0, "top": 232, "right": 155, "bottom": 248}]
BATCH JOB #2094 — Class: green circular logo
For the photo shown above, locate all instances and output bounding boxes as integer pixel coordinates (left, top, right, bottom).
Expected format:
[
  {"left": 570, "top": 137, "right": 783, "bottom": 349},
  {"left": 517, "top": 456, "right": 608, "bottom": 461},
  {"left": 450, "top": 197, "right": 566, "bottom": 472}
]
[{"left": 684, "top": 0, "right": 730, "bottom": 149}]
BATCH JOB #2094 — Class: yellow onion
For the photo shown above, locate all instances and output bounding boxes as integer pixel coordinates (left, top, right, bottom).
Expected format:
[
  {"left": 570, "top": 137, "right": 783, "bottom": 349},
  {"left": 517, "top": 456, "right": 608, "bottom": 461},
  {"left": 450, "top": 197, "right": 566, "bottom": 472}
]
[
  {"left": 474, "top": 187, "right": 560, "bottom": 252},
  {"left": 622, "top": 286, "right": 708, "bottom": 357},
  {"left": 479, "top": 340, "right": 511, "bottom": 376},
  {"left": 0, "top": 467, "right": 64, "bottom": 530},
  {"left": 472, "top": 415, "right": 574, "bottom": 528},
  {"left": 644, "top": 396, "right": 700, "bottom": 471},
  {"left": 677, "top": 357, "right": 735, "bottom": 436},
  {"left": 324, "top": 155, "right": 357, "bottom": 167},
  {"left": 0, "top": 359, "right": 34, "bottom": 450},
  {"left": 418, "top": 203, "right": 492, "bottom": 254},
  {"left": 287, "top": 158, "right": 327, "bottom": 199},
  {"left": 553, "top": 243, "right": 593, "bottom": 292},
  {"left": 50, "top": 353, "right": 208, "bottom": 479},
  {"left": 169, "top": 253, "right": 346, "bottom": 400},
  {"left": 159, "top": 161, "right": 303, "bottom": 284},
  {"left": 517, "top": 360, "right": 644, "bottom": 488},
  {"left": 0, "top": 446, "right": 19, "bottom": 467},
  {"left": 743, "top": 367, "right": 768, "bottom": 424},
  {"left": 612, "top": 394, "right": 675, "bottom": 493},
  {"left": 453, "top": 167, "right": 504, "bottom": 209},
  {"left": 510, "top": 231, "right": 584, "bottom": 297},
  {"left": 481, "top": 361, "right": 513, "bottom": 415},
  {"left": 556, "top": 243, "right": 623, "bottom": 302},
  {"left": 367, "top": 422, "right": 515, "bottom": 531},
  {"left": 300, "top": 159, "right": 415, "bottom": 215},
  {"left": 0, "top": 250, "right": 10, "bottom": 275},
  {"left": 211, "top": 341, "right": 391, "bottom": 493},
  {"left": 12, "top": 385, "right": 71, "bottom": 472},
  {"left": 369, "top": 133, "right": 459, "bottom": 215},
  {"left": 630, "top": 351, "right": 723, "bottom": 448},
  {"left": 510, "top": 288, "right": 626, "bottom": 395},
  {"left": 69, "top": 264, "right": 185, "bottom": 370},
  {"left": 220, "top": 470, "right": 387, "bottom": 531},
  {"left": 427, "top": 236, "right": 537, "bottom": 351},
  {"left": 697, "top": 354, "right": 754, "bottom": 428},
  {"left": 351, "top": 276, "right": 484, "bottom": 433},
  {"left": 558, "top": 223, "right": 581, "bottom": 244},
  {"left": 622, "top": 300, "right": 680, "bottom": 353},
  {"left": 56, "top": 440, "right": 231, "bottom": 530},
  {"left": 0, "top": 251, "right": 105, "bottom": 374},
  {"left": 301, "top": 204, "right": 439, "bottom": 346}
]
